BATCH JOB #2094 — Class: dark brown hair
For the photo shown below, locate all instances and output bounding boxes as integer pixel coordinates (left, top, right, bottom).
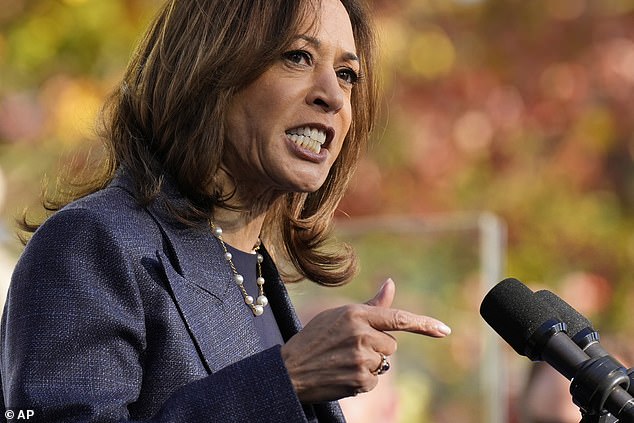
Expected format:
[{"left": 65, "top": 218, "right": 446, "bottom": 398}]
[{"left": 23, "top": 0, "right": 379, "bottom": 286}]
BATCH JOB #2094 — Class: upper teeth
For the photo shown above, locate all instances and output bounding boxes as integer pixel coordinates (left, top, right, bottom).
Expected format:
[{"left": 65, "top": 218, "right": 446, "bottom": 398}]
[{"left": 286, "top": 126, "right": 327, "bottom": 154}]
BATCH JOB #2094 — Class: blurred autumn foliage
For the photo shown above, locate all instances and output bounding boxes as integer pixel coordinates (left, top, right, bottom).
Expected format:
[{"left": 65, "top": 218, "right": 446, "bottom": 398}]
[
  {"left": 338, "top": 0, "right": 634, "bottom": 334},
  {"left": 1, "top": 0, "right": 634, "bottom": 421}
]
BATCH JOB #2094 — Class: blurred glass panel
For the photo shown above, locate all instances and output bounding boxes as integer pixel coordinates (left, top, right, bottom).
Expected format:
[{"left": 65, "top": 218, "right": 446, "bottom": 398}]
[{"left": 289, "top": 213, "right": 506, "bottom": 423}]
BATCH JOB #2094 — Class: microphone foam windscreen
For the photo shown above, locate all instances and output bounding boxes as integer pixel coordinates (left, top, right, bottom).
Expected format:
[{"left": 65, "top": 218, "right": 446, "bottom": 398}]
[
  {"left": 480, "top": 278, "right": 555, "bottom": 356},
  {"left": 534, "top": 290, "right": 593, "bottom": 338}
]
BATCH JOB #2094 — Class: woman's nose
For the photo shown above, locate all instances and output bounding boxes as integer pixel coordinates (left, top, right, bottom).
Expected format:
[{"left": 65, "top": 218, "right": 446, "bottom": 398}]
[{"left": 306, "top": 69, "right": 345, "bottom": 113}]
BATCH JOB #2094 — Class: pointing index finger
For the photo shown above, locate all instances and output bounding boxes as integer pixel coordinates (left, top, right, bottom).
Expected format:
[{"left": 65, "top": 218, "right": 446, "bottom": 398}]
[{"left": 366, "top": 306, "right": 452, "bottom": 338}]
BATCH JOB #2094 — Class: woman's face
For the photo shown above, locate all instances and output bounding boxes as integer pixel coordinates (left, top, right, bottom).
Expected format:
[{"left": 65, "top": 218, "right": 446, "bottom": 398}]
[{"left": 224, "top": 0, "right": 358, "bottom": 196}]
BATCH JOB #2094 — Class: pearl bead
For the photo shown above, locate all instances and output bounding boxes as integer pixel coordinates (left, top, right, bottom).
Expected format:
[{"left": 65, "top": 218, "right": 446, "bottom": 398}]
[
  {"left": 224, "top": 252, "right": 232, "bottom": 261},
  {"left": 234, "top": 274, "right": 244, "bottom": 285},
  {"left": 245, "top": 296, "right": 254, "bottom": 305},
  {"left": 257, "top": 254, "right": 264, "bottom": 263},
  {"left": 214, "top": 227, "right": 223, "bottom": 237},
  {"left": 256, "top": 295, "right": 268, "bottom": 306},
  {"left": 254, "top": 305, "right": 264, "bottom": 316},
  {"left": 256, "top": 277, "right": 265, "bottom": 286}
]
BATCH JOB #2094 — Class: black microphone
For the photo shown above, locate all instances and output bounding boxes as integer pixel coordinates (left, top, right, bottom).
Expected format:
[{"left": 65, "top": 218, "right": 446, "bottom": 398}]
[
  {"left": 534, "top": 290, "right": 621, "bottom": 362},
  {"left": 480, "top": 278, "right": 589, "bottom": 376},
  {"left": 535, "top": 289, "right": 634, "bottom": 403},
  {"left": 480, "top": 278, "right": 634, "bottom": 421}
]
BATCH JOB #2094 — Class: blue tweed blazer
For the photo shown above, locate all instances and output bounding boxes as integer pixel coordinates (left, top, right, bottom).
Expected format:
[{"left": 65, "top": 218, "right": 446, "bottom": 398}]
[{"left": 0, "top": 174, "right": 345, "bottom": 422}]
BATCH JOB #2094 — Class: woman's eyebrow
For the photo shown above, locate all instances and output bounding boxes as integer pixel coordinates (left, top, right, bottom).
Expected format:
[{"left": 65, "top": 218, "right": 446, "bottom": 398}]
[{"left": 296, "top": 34, "right": 359, "bottom": 63}]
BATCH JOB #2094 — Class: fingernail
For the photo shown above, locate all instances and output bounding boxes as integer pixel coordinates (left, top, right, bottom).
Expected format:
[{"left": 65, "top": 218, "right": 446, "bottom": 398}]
[{"left": 436, "top": 323, "right": 452, "bottom": 336}]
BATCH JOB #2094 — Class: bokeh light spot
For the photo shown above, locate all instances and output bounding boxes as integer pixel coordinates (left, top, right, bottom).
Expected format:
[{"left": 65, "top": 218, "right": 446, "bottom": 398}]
[
  {"left": 408, "top": 27, "right": 456, "bottom": 79},
  {"left": 453, "top": 110, "right": 494, "bottom": 154}
]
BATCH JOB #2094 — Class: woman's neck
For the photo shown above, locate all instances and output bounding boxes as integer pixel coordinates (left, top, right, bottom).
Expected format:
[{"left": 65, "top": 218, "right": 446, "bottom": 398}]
[
  {"left": 211, "top": 168, "right": 282, "bottom": 252},
  {"left": 211, "top": 207, "right": 266, "bottom": 253}
]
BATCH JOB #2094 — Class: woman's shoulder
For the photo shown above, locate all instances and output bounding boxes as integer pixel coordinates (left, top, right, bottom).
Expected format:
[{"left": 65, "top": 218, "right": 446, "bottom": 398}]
[
  {"left": 63, "top": 180, "right": 142, "bottom": 218},
  {"left": 32, "top": 181, "right": 161, "bottom": 249}
]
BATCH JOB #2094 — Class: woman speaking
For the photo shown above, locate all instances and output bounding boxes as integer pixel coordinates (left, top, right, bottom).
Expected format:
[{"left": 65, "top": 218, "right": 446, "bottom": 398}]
[{"left": 0, "top": 0, "right": 451, "bottom": 421}]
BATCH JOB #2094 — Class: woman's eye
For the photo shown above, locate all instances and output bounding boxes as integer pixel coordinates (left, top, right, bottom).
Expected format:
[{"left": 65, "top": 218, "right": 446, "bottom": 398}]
[
  {"left": 283, "top": 50, "right": 312, "bottom": 66},
  {"left": 337, "top": 68, "right": 360, "bottom": 85}
]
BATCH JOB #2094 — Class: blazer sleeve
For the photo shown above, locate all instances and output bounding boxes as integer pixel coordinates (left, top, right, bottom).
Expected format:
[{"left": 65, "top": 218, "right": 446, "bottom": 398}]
[{"left": 1, "top": 207, "right": 308, "bottom": 423}]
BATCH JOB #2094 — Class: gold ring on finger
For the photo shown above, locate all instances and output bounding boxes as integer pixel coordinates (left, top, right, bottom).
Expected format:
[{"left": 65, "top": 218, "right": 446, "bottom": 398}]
[{"left": 371, "top": 353, "right": 390, "bottom": 376}]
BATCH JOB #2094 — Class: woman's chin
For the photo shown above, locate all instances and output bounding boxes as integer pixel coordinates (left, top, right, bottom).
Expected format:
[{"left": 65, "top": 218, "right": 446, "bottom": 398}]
[{"left": 293, "top": 177, "right": 329, "bottom": 194}]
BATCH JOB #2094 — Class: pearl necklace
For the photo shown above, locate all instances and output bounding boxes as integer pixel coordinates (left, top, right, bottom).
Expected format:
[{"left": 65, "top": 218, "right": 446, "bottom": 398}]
[{"left": 210, "top": 221, "right": 269, "bottom": 316}]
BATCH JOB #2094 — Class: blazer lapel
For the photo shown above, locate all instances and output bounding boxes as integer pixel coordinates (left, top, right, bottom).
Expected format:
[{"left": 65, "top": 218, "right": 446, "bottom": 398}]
[
  {"left": 113, "top": 174, "right": 261, "bottom": 374},
  {"left": 156, "top": 248, "right": 261, "bottom": 373}
]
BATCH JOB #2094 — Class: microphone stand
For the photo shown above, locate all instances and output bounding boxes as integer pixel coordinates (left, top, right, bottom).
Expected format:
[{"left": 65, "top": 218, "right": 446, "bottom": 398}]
[
  {"left": 580, "top": 411, "right": 618, "bottom": 422},
  {"left": 578, "top": 368, "right": 634, "bottom": 422},
  {"left": 569, "top": 331, "right": 634, "bottom": 422},
  {"left": 571, "top": 357, "right": 634, "bottom": 423}
]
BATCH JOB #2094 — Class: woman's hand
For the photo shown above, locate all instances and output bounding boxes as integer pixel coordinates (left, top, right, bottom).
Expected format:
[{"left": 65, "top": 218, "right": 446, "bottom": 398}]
[{"left": 280, "top": 278, "right": 451, "bottom": 403}]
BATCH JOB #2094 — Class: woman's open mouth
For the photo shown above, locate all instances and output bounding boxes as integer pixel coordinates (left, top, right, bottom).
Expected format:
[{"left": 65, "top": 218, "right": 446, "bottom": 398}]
[{"left": 285, "top": 126, "right": 330, "bottom": 154}]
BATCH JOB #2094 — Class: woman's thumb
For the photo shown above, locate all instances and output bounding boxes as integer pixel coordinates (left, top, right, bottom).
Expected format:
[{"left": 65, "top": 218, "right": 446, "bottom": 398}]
[{"left": 365, "top": 278, "right": 395, "bottom": 308}]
